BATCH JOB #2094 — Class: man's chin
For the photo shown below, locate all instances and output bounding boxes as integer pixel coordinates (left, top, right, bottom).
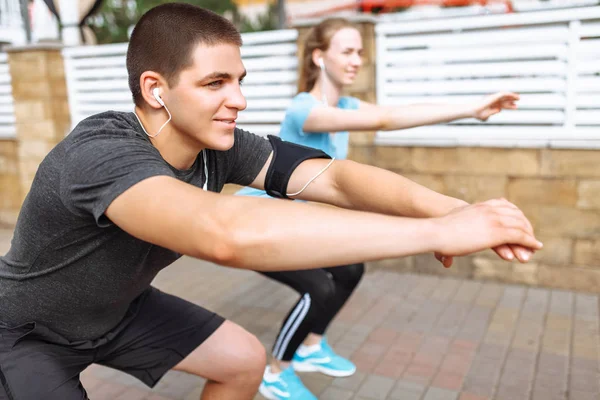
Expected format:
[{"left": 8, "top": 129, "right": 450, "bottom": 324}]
[{"left": 207, "top": 134, "right": 235, "bottom": 151}]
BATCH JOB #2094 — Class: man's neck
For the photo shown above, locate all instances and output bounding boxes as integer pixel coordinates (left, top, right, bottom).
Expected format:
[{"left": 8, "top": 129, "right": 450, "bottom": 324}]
[{"left": 134, "top": 106, "right": 202, "bottom": 170}]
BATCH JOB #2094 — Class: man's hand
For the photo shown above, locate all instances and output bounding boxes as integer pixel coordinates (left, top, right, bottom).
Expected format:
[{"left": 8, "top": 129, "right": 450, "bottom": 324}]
[
  {"left": 434, "top": 199, "right": 536, "bottom": 268},
  {"left": 471, "top": 92, "right": 519, "bottom": 121},
  {"left": 431, "top": 199, "right": 542, "bottom": 264}
]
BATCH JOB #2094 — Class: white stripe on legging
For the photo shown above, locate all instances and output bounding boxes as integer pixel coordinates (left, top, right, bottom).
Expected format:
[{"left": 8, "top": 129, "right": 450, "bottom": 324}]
[
  {"left": 272, "top": 295, "right": 306, "bottom": 359},
  {"left": 273, "top": 293, "right": 311, "bottom": 360}
]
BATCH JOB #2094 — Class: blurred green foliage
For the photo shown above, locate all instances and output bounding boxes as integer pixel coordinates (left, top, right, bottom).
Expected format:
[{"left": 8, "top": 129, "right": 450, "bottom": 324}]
[{"left": 88, "top": 0, "right": 279, "bottom": 44}]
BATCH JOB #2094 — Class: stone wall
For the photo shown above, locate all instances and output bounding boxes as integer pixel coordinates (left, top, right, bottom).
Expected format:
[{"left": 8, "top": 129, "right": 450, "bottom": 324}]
[
  {"left": 0, "top": 139, "right": 20, "bottom": 227},
  {"left": 360, "top": 146, "right": 600, "bottom": 293},
  {"left": 0, "top": 45, "right": 70, "bottom": 227}
]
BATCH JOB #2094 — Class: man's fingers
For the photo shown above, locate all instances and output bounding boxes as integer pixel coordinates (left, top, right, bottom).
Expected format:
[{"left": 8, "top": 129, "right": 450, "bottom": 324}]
[
  {"left": 485, "top": 205, "right": 542, "bottom": 252},
  {"left": 493, "top": 207, "right": 534, "bottom": 234},
  {"left": 493, "top": 244, "right": 515, "bottom": 261},
  {"left": 483, "top": 198, "right": 518, "bottom": 209},
  {"left": 506, "top": 228, "right": 543, "bottom": 250},
  {"left": 443, "top": 256, "right": 453, "bottom": 268},
  {"left": 509, "top": 244, "right": 534, "bottom": 263},
  {"left": 435, "top": 253, "right": 453, "bottom": 268},
  {"left": 481, "top": 199, "right": 535, "bottom": 236}
]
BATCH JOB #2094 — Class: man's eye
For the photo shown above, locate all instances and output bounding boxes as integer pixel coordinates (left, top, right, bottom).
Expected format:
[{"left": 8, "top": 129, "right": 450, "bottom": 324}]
[
  {"left": 207, "top": 80, "right": 222, "bottom": 88},
  {"left": 239, "top": 78, "right": 245, "bottom": 86}
]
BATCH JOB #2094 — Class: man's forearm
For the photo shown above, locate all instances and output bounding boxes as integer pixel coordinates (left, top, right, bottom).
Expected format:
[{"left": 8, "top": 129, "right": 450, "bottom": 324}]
[
  {"left": 325, "top": 160, "right": 467, "bottom": 218},
  {"left": 381, "top": 103, "right": 473, "bottom": 131},
  {"left": 218, "top": 195, "right": 439, "bottom": 271}
]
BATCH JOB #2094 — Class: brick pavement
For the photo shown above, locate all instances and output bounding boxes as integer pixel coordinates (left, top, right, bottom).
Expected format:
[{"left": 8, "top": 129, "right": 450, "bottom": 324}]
[{"left": 1, "top": 229, "right": 599, "bottom": 399}]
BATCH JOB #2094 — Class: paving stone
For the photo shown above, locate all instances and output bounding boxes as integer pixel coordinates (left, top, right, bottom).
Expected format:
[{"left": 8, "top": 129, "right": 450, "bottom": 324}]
[
  {"left": 319, "top": 386, "right": 354, "bottom": 400},
  {"left": 355, "top": 374, "right": 395, "bottom": 399},
  {"left": 423, "top": 387, "right": 459, "bottom": 400},
  {"left": 388, "top": 380, "right": 426, "bottom": 400}
]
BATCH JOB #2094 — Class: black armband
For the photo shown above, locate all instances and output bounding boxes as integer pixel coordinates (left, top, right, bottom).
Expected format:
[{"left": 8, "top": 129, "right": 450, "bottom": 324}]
[{"left": 264, "top": 135, "right": 331, "bottom": 199}]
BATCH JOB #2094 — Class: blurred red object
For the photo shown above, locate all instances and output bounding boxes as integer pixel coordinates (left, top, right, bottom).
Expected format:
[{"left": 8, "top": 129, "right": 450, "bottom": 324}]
[{"left": 295, "top": 0, "right": 514, "bottom": 19}]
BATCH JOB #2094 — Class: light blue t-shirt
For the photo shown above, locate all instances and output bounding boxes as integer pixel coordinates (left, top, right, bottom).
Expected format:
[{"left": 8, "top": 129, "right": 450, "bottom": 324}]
[{"left": 237, "top": 92, "right": 360, "bottom": 198}]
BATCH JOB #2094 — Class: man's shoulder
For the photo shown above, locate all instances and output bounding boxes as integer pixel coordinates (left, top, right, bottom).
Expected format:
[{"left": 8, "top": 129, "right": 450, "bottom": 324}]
[
  {"left": 66, "top": 111, "right": 144, "bottom": 145},
  {"left": 231, "top": 127, "right": 270, "bottom": 147}
]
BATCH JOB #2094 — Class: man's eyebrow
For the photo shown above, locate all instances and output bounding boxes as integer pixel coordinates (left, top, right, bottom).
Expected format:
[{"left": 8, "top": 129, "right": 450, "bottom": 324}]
[{"left": 200, "top": 70, "right": 247, "bottom": 81}]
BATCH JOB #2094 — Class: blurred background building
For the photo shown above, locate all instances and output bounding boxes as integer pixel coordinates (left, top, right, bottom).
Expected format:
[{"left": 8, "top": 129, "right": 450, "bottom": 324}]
[{"left": 2, "top": 0, "right": 599, "bottom": 47}]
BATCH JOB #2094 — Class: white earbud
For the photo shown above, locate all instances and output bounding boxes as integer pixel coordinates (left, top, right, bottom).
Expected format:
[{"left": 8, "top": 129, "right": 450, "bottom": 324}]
[
  {"left": 152, "top": 88, "right": 165, "bottom": 107},
  {"left": 134, "top": 87, "right": 171, "bottom": 138},
  {"left": 318, "top": 58, "right": 328, "bottom": 106}
]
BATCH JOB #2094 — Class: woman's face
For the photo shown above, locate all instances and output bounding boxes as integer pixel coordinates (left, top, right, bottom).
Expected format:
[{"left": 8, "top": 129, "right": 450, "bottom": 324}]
[{"left": 322, "top": 27, "right": 363, "bottom": 87}]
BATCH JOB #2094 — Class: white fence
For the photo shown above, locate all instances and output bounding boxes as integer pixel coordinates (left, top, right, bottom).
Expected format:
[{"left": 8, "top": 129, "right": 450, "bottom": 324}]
[
  {"left": 235, "top": 29, "right": 298, "bottom": 136},
  {"left": 0, "top": 0, "right": 25, "bottom": 46},
  {"left": 63, "top": 29, "right": 299, "bottom": 137},
  {"left": 0, "top": 52, "right": 15, "bottom": 139},
  {"left": 376, "top": 6, "right": 600, "bottom": 148}
]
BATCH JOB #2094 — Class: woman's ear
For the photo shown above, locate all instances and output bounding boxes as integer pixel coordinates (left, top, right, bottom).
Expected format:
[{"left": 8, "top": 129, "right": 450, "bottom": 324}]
[{"left": 311, "top": 49, "right": 323, "bottom": 68}]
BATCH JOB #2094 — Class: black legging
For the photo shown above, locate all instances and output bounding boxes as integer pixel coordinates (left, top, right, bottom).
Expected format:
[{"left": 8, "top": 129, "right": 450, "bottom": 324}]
[{"left": 261, "top": 263, "right": 365, "bottom": 361}]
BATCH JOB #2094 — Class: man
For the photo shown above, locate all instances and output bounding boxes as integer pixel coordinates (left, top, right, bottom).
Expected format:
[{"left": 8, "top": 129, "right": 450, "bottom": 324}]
[{"left": 0, "top": 3, "right": 541, "bottom": 400}]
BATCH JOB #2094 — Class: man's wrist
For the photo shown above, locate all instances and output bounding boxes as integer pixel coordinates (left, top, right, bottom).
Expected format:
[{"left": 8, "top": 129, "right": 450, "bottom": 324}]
[
  {"left": 422, "top": 217, "right": 445, "bottom": 254},
  {"left": 440, "top": 197, "right": 469, "bottom": 216}
]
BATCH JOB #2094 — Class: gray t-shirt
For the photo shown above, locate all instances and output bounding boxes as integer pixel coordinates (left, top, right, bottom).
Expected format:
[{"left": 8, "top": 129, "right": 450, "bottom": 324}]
[{"left": 0, "top": 111, "right": 271, "bottom": 341}]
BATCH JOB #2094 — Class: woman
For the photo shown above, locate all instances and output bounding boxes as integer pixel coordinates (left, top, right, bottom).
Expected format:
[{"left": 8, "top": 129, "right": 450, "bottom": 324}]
[{"left": 239, "top": 18, "right": 519, "bottom": 400}]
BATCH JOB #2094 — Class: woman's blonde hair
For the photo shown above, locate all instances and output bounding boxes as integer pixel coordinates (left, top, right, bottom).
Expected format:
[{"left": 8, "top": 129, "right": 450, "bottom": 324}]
[{"left": 297, "top": 18, "right": 357, "bottom": 93}]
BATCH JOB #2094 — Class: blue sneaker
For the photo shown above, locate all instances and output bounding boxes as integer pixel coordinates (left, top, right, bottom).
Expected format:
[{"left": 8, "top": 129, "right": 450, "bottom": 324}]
[
  {"left": 259, "top": 366, "right": 317, "bottom": 400},
  {"left": 292, "top": 337, "right": 356, "bottom": 377}
]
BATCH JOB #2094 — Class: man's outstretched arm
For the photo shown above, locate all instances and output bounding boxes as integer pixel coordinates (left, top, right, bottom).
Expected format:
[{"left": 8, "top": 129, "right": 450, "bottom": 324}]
[
  {"left": 256, "top": 156, "right": 535, "bottom": 265},
  {"left": 105, "top": 174, "right": 541, "bottom": 272}
]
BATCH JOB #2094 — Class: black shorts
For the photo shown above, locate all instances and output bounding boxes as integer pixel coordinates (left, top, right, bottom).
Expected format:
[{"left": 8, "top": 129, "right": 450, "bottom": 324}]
[{"left": 0, "top": 287, "right": 224, "bottom": 400}]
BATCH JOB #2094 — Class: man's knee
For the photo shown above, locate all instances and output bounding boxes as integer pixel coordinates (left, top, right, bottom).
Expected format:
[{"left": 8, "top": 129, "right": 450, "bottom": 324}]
[
  {"left": 234, "top": 332, "right": 267, "bottom": 381},
  {"left": 176, "top": 321, "right": 266, "bottom": 386}
]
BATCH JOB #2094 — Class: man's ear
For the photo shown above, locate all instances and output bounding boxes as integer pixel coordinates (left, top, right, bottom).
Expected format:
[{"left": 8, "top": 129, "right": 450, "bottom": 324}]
[{"left": 140, "top": 71, "right": 165, "bottom": 109}]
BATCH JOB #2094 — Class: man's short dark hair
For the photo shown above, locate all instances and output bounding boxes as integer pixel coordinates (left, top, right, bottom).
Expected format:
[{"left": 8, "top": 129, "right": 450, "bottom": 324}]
[{"left": 127, "top": 3, "right": 243, "bottom": 107}]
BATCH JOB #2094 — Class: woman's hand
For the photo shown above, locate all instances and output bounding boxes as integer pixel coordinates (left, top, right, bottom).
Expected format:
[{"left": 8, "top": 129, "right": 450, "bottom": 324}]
[{"left": 472, "top": 92, "right": 520, "bottom": 121}]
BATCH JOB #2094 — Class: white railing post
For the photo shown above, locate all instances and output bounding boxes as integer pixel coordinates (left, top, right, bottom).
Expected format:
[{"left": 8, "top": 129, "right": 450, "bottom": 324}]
[
  {"left": 0, "top": 0, "right": 26, "bottom": 45},
  {"left": 58, "top": 0, "right": 80, "bottom": 46},
  {"left": 565, "top": 20, "right": 581, "bottom": 129},
  {"left": 0, "top": 52, "right": 16, "bottom": 139}
]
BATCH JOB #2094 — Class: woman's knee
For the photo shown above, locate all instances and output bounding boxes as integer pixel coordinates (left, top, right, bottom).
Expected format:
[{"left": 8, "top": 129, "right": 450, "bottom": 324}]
[
  {"left": 336, "top": 263, "right": 365, "bottom": 288},
  {"left": 307, "top": 278, "right": 337, "bottom": 309}
]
